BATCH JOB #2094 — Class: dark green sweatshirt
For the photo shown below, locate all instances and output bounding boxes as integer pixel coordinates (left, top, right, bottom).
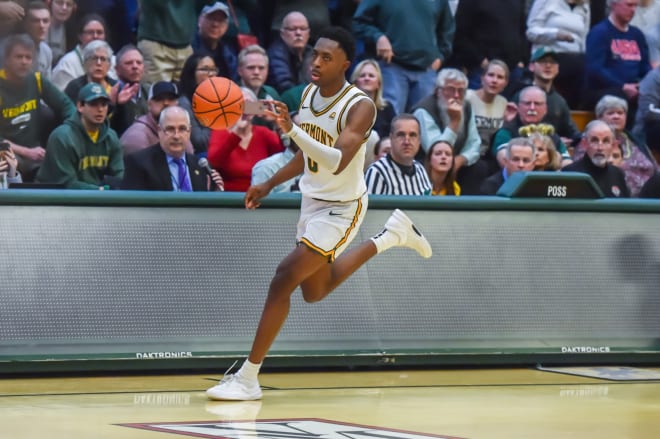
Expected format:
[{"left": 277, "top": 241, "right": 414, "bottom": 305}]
[
  {"left": 352, "top": 0, "right": 455, "bottom": 70},
  {"left": 36, "top": 115, "right": 124, "bottom": 189},
  {"left": 0, "top": 70, "right": 76, "bottom": 147}
]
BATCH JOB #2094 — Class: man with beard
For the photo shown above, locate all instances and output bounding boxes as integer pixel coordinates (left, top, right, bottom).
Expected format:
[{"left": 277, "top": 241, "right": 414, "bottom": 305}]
[
  {"left": 562, "top": 120, "right": 630, "bottom": 197},
  {"left": 413, "top": 68, "right": 485, "bottom": 193},
  {"left": 365, "top": 113, "right": 432, "bottom": 195},
  {"left": 492, "top": 85, "right": 572, "bottom": 168},
  {"left": 36, "top": 82, "right": 123, "bottom": 188}
]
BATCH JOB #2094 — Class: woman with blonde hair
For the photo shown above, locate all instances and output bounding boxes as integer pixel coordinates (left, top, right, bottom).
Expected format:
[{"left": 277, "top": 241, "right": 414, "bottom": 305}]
[
  {"left": 350, "top": 59, "right": 395, "bottom": 137},
  {"left": 529, "top": 133, "right": 561, "bottom": 171}
]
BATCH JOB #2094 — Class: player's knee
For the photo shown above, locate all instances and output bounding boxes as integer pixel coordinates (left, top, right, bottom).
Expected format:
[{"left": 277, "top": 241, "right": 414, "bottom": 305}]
[{"left": 301, "top": 288, "right": 326, "bottom": 303}]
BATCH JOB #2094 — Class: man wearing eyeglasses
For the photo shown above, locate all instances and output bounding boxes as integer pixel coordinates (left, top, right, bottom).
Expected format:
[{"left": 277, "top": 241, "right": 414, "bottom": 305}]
[
  {"left": 120, "top": 81, "right": 193, "bottom": 157},
  {"left": 266, "top": 11, "right": 313, "bottom": 93},
  {"left": 121, "top": 105, "right": 223, "bottom": 191},
  {"left": 413, "top": 68, "right": 485, "bottom": 194},
  {"left": 36, "top": 82, "right": 124, "bottom": 189}
]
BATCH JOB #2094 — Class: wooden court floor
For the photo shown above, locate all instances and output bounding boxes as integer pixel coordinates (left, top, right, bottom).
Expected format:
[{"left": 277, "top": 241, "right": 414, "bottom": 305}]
[{"left": 1, "top": 367, "right": 659, "bottom": 438}]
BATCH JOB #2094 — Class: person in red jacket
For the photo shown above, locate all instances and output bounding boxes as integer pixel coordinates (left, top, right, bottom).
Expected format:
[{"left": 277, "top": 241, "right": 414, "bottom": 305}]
[{"left": 207, "top": 88, "right": 284, "bottom": 191}]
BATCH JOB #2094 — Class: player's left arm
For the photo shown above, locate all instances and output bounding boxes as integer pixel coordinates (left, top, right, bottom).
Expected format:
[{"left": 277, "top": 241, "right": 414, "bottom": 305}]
[{"left": 332, "top": 98, "right": 376, "bottom": 174}]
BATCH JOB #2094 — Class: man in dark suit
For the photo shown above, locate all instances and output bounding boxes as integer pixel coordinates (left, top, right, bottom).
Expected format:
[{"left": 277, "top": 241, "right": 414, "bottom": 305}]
[
  {"left": 121, "top": 105, "right": 223, "bottom": 191},
  {"left": 480, "top": 137, "right": 535, "bottom": 195}
]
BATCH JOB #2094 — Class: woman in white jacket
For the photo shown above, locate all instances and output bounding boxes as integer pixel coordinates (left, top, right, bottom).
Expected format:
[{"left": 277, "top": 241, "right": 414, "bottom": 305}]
[{"left": 526, "top": 0, "right": 590, "bottom": 109}]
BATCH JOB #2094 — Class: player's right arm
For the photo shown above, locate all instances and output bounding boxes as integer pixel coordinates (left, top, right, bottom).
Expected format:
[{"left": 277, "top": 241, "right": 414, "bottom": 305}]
[{"left": 245, "top": 150, "right": 304, "bottom": 209}]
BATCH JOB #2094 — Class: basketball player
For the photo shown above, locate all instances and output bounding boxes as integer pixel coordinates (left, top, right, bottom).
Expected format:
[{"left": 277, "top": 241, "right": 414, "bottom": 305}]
[{"left": 206, "top": 27, "right": 432, "bottom": 401}]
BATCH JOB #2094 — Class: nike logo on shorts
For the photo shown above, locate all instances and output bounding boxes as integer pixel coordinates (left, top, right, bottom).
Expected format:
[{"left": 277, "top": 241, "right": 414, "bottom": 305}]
[{"left": 328, "top": 211, "right": 342, "bottom": 216}]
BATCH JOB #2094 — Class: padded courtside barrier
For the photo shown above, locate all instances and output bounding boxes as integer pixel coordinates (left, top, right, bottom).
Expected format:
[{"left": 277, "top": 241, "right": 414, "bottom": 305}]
[{"left": 0, "top": 190, "right": 659, "bottom": 373}]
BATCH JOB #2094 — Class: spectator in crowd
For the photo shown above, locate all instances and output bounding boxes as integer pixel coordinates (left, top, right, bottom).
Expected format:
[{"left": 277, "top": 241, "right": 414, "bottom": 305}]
[
  {"left": 563, "top": 119, "right": 630, "bottom": 197},
  {"left": 51, "top": 13, "right": 116, "bottom": 91},
  {"left": 268, "top": 0, "right": 331, "bottom": 45},
  {"left": 46, "top": 0, "right": 76, "bottom": 66},
  {"left": 529, "top": 133, "right": 562, "bottom": 171},
  {"left": 63, "top": 39, "right": 115, "bottom": 102},
  {"left": 365, "top": 114, "right": 432, "bottom": 195},
  {"left": 238, "top": 44, "right": 280, "bottom": 101},
  {"left": 526, "top": 0, "right": 590, "bottom": 109},
  {"left": 109, "top": 44, "right": 147, "bottom": 137},
  {"left": 465, "top": 59, "right": 512, "bottom": 175},
  {"left": 584, "top": 0, "right": 651, "bottom": 127},
  {"left": 137, "top": 1, "right": 211, "bottom": 84},
  {"left": 0, "top": 144, "right": 23, "bottom": 186},
  {"left": 350, "top": 59, "right": 395, "bottom": 138},
  {"left": 73, "top": 0, "right": 133, "bottom": 52},
  {"left": 610, "top": 140, "right": 625, "bottom": 167},
  {"left": 513, "top": 47, "right": 582, "bottom": 147},
  {"left": 21, "top": 1, "right": 52, "bottom": 78},
  {"left": 413, "top": 68, "right": 485, "bottom": 194},
  {"left": 177, "top": 54, "right": 218, "bottom": 156},
  {"left": 266, "top": 11, "right": 313, "bottom": 94},
  {"left": 207, "top": 88, "right": 284, "bottom": 192},
  {"left": 36, "top": 82, "right": 123, "bottom": 189},
  {"left": 120, "top": 81, "right": 192, "bottom": 157},
  {"left": 353, "top": 0, "right": 454, "bottom": 114},
  {"left": 122, "top": 105, "right": 223, "bottom": 191},
  {"left": 492, "top": 86, "right": 572, "bottom": 166},
  {"left": 480, "top": 137, "right": 536, "bottom": 195},
  {"left": 630, "top": 0, "right": 660, "bottom": 67},
  {"left": 573, "top": 94, "right": 657, "bottom": 196},
  {"left": 450, "top": 0, "right": 528, "bottom": 94},
  {"left": 251, "top": 133, "right": 299, "bottom": 193},
  {"left": 633, "top": 65, "right": 660, "bottom": 162},
  {"left": 425, "top": 140, "right": 460, "bottom": 195},
  {"left": 0, "top": 34, "right": 76, "bottom": 181},
  {"left": 192, "top": 2, "right": 238, "bottom": 82},
  {"left": 236, "top": 44, "right": 281, "bottom": 130}
]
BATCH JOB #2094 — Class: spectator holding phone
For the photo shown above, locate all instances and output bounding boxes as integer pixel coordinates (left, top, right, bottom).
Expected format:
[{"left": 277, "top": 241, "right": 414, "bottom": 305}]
[{"left": 0, "top": 142, "right": 22, "bottom": 188}]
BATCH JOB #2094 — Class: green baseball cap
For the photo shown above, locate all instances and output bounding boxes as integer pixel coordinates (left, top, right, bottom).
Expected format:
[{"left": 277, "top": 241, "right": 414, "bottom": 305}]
[{"left": 78, "top": 83, "right": 109, "bottom": 103}]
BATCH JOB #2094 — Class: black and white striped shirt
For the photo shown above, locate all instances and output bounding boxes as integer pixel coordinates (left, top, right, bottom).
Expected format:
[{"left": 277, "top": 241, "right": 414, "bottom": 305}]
[{"left": 365, "top": 155, "right": 431, "bottom": 195}]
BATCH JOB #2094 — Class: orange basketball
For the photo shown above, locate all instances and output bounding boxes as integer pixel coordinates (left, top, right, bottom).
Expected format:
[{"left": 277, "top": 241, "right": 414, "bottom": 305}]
[{"left": 192, "top": 77, "right": 244, "bottom": 130}]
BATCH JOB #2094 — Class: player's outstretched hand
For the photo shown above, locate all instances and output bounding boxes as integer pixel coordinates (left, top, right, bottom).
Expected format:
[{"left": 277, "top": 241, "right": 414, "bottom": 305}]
[
  {"left": 244, "top": 183, "right": 271, "bottom": 210},
  {"left": 262, "top": 100, "right": 293, "bottom": 134}
]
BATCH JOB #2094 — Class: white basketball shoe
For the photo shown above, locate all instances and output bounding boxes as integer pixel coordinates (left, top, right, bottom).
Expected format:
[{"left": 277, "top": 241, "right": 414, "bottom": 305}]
[{"left": 383, "top": 209, "right": 433, "bottom": 258}]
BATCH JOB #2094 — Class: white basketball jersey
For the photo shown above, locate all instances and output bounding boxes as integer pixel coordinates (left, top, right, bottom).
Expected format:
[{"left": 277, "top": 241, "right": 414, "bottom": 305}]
[{"left": 297, "top": 82, "right": 375, "bottom": 202}]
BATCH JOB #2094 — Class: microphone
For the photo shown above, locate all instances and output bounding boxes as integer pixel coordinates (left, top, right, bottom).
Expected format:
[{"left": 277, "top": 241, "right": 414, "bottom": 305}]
[{"left": 198, "top": 158, "right": 224, "bottom": 191}]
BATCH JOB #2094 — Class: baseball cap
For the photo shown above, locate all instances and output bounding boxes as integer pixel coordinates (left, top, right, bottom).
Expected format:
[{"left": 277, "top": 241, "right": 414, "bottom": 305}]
[
  {"left": 78, "top": 82, "right": 109, "bottom": 103},
  {"left": 148, "top": 81, "right": 179, "bottom": 101},
  {"left": 531, "top": 47, "right": 559, "bottom": 63},
  {"left": 201, "top": 2, "right": 230, "bottom": 17}
]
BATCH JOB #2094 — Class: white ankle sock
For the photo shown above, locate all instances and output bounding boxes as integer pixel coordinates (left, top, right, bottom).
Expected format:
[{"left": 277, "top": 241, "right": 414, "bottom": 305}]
[
  {"left": 371, "top": 229, "right": 400, "bottom": 254},
  {"left": 238, "top": 359, "right": 262, "bottom": 382}
]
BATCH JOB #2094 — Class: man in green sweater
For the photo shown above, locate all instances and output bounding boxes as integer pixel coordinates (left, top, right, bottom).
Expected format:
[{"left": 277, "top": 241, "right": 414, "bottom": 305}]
[
  {"left": 36, "top": 82, "right": 124, "bottom": 189},
  {"left": 0, "top": 34, "right": 76, "bottom": 181}
]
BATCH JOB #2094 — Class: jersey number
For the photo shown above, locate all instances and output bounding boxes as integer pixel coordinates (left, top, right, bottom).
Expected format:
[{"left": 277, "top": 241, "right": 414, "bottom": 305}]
[{"left": 307, "top": 157, "right": 318, "bottom": 173}]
